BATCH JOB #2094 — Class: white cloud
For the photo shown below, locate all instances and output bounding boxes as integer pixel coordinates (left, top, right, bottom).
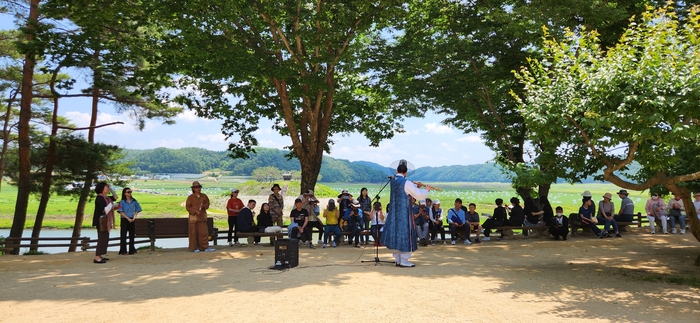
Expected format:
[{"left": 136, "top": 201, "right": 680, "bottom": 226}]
[
  {"left": 455, "top": 135, "right": 483, "bottom": 143},
  {"left": 63, "top": 111, "right": 132, "bottom": 133},
  {"left": 155, "top": 138, "right": 187, "bottom": 148},
  {"left": 258, "top": 139, "right": 287, "bottom": 150},
  {"left": 423, "top": 122, "right": 454, "bottom": 134},
  {"left": 196, "top": 133, "right": 226, "bottom": 143},
  {"left": 440, "top": 142, "right": 457, "bottom": 152},
  {"left": 176, "top": 109, "right": 201, "bottom": 122}
]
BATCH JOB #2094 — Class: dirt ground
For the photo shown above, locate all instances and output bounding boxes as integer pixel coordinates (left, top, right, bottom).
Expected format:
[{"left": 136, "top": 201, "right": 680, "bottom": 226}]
[{"left": 1, "top": 228, "right": 699, "bottom": 323}]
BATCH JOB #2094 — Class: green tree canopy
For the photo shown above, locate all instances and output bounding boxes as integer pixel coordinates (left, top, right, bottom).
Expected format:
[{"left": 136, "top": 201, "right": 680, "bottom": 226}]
[{"left": 514, "top": 5, "right": 700, "bottom": 258}]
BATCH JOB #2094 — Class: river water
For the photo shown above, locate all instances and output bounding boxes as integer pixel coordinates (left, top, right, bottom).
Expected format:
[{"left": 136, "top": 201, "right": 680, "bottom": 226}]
[{"left": 0, "top": 229, "right": 189, "bottom": 254}]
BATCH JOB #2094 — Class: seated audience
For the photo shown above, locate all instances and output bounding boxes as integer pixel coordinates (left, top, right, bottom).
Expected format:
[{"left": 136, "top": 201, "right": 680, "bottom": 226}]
[
  {"left": 237, "top": 200, "right": 260, "bottom": 245},
  {"left": 290, "top": 198, "right": 315, "bottom": 248},
  {"left": 482, "top": 198, "right": 507, "bottom": 241},
  {"left": 465, "top": 203, "right": 482, "bottom": 243},
  {"left": 413, "top": 200, "right": 430, "bottom": 246},
  {"left": 370, "top": 201, "right": 385, "bottom": 247},
  {"left": 616, "top": 189, "right": 635, "bottom": 222},
  {"left": 580, "top": 198, "right": 606, "bottom": 238},
  {"left": 429, "top": 199, "right": 446, "bottom": 245},
  {"left": 523, "top": 196, "right": 544, "bottom": 238},
  {"left": 667, "top": 192, "right": 687, "bottom": 234},
  {"left": 645, "top": 193, "right": 668, "bottom": 234},
  {"left": 256, "top": 203, "right": 274, "bottom": 233},
  {"left": 322, "top": 199, "right": 341, "bottom": 248},
  {"left": 347, "top": 201, "right": 363, "bottom": 248},
  {"left": 598, "top": 192, "right": 620, "bottom": 237},
  {"left": 448, "top": 198, "right": 470, "bottom": 245},
  {"left": 548, "top": 206, "right": 569, "bottom": 240}
]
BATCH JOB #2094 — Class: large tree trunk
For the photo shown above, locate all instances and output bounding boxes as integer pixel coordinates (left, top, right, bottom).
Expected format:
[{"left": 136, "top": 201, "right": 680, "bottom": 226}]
[
  {"left": 0, "top": 89, "right": 20, "bottom": 193},
  {"left": 298, "top": 149, "right": 323, "bottom": 194},
  {"left": 69, "top": 60, "right": 100, "bottom": 252},
  {"left": 538, "top": 183, "right": 551, "bottom": 199},
  {"left": 30, "top": 75, "right": 61, "bottom": 252},
  {"left": 9, "top": 0, "right": 40, "bottom": 255}
]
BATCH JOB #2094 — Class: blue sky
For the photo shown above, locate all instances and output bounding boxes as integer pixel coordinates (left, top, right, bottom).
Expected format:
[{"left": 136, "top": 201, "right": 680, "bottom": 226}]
[{"left": 1, "top": 15, "right": 494, "bottom": 168}]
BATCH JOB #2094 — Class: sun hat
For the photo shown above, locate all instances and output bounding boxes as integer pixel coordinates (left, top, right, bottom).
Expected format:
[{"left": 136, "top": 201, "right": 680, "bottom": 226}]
[
  {"left": 419, "top": 200, "right": 426, "bottom": 205},
  {"left": 271, "top": 183, "right": 281, "bottom": 191},
  {"left": 351, "top": 200, "right": 360, "bottom": 207},
  {"left": 230, "top": 188, "right": 239, "bottom": 193},
  {"left": 191, "top": 181, "right": 202, "bottom": 188},
  {"left": 603, "top": 192, "right": 612, "bottom": 199},
  {"left": 617, "top": 189, "right": 629, "bottom": 195},
  {"left": 582, "top": 190, "right": 592, "bottom": 197},
  {"left": 433, "top": 199, "right": 440, "bottom": 205}
]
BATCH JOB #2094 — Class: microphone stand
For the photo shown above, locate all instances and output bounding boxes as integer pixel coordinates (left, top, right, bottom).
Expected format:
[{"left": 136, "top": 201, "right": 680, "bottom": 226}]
[{"left": 362, "top": 176, "right": 395, "bottom": 266}]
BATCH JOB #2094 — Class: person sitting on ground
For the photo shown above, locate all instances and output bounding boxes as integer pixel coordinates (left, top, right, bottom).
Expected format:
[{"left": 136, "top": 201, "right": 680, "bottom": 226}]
[
  {"left": 429, "top": 199, "right": 446, "bottom": 245},
  {"left": 523, "top": 197, "right": 544, "bottom": 238},
  {"left": 448, "top": 198, "right": 469, "bottom": 245},
  {"left": 667, "top": 192, "right": 687, "bottom": 234},
  {"left": 256, "top": 203, "right": 274, "bottom": 233},
  {"left": 645, "top": 193, "right": 668, "bottom": 234},
  {"left": 302, "top": 190, "right": 324, "bottom": 244},
  {"left": 237, "top": 199, "right": 260, "bottom": 245},
  {"left": 482, "top": 198, "right": 507, "bottom": 241},
  {"left": 322, "top": 199, "right": 341, "bottom": 248},
  {"left": 347, "top": 201, "right": 363, "bottom": 248},
  {"left": 290, "top": 198, "right": 315, "bottom": 248},
  {"left": 548, "top": 206, "right": 569, "bottom": 240},
  {"left": 370, "top": 201, "right": 385, "bottom": 247},
  {"left": 598, "top": 192, "right": 620, "bottom": 237},
  {"left": 580, "top": 198, "right": 606, "bottom": 238},
  {"left": 616, "top": 189, "right": 635, "bottom": 222},
  {"left": 413, "top": 199, "right": 430, "bottom": 246},
  {"left": 465, "top": 203, "right": 482, "bottom": 244}
]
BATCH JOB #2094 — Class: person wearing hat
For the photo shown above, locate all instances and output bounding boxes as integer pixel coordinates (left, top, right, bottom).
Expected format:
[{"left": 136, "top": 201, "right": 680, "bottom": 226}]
[
  {"left": 347, "top": 200, "right": 364, "bottom": 248},
  {"left": 616, "top": 189, "right": 635, "bottom": 222},
  {"left": 666, "top": 192, "right": 687, "bottom": 234},
  {"left": 302, "top": 193, "right": 325, "bottom": 245},
  {"left": 185, "top": 181, "right": 214, "bottom": 252},
  {"left": 598, "top": 192, "right": 621, "bottom": 237},
  {"left": 381, "top": 159, "right": 434, "bottom": 267},
  {"left": 428, "top": 199, "right": 445, "bottom": 245},
  {"left": 322, "top": 199, "right": 342, "bottom": 248},
  {"left": 226, "top": 188, "right": 244, "bottom": 246},
  {"left": 268, "top": 184, "right": 284, "bottom": 226},
  {"left": 644, "top": 192, "right": 668, "bottom": 234},
  {"left": 337, "top": 189, "right": 352, "bottom": 221}
]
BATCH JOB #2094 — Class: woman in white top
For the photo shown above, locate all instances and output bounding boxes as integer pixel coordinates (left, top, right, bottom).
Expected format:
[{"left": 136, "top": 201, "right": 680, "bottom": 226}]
[{"left": 370, "top": 201, "right": 385, "bottom": 246}]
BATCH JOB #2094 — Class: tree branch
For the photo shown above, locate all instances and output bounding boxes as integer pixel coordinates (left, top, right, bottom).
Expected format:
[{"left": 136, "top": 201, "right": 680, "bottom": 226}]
[{"left": 57, "top": 121, "right": 124, "bottom": 131}]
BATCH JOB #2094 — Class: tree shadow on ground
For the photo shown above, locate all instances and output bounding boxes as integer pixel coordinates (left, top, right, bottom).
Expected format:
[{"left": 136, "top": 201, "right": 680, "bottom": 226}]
[{"left": 1, "top": 230, "right": 698, "bottom": 322}]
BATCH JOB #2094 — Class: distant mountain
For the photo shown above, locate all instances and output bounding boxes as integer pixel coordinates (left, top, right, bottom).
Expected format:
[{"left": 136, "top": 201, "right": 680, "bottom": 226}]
[
  {"left": 411, "top": 163, "right": 510, "bottom": 182},
  {"left": 123, "top": 147, "right": 387, "bottom": 183}
]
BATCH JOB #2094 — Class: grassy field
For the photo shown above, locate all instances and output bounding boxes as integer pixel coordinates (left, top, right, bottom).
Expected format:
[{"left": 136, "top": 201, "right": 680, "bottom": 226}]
[{"left": 0, "top": 179, "right": 651, "bottom": 230}]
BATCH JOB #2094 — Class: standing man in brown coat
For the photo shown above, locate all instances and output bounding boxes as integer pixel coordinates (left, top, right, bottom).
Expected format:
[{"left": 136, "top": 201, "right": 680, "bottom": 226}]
[{"left": 186, "top": 181, "right": 214, "bottom": 252}]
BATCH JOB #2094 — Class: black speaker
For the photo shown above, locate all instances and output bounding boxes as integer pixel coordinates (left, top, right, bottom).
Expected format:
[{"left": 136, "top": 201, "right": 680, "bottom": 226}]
[{"left": 274, "top": 238, "right": 299, "bottom": 268}]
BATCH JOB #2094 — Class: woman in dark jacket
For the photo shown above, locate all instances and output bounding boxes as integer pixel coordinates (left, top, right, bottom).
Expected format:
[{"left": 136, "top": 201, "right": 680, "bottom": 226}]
[{"left": 93, "top": 182, "right": 117, "bottom": 263}]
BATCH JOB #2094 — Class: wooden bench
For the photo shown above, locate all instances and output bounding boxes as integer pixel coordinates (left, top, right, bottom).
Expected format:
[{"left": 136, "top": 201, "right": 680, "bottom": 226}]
[
  {"left": 1, "top": 236, "right": 92, "bottom": 254},
  {"left": 134, "top": 217, "right": 217, "bottom": 251}
]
